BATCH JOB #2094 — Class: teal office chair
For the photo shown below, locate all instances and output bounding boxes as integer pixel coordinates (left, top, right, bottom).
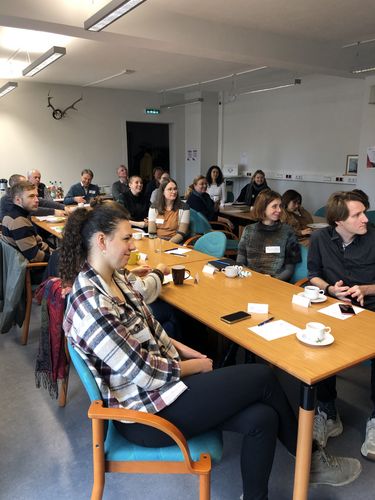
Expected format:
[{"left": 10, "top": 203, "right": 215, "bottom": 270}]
[
  {"left": 193, "top": 232, "right": 227, "bottom": 258},
  {"left": 68, "top": 342, "right": 223, "bottom": 500},
  {"left": 314, "top": 206, "right": 326, "bottom": 217},
  {"left": 366, "top": 210, "right": 375, "bottom": 224},
  {"left": 291, "top": 244, "right": 309, "bottom": 285},
  {"left": 187, "top": 209, "right": 238, "bottom": 256}
]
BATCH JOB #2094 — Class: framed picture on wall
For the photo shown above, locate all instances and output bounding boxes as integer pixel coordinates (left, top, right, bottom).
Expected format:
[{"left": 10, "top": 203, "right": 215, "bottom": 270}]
[{"left": 345, "top": 155, "right": 358, "bottom": 175}]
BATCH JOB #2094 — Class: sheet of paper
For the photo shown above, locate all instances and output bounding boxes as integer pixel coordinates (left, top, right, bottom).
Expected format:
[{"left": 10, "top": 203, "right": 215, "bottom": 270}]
[
  {"left": 164, "top": 247, "right": 191, "bottom": 255},
  {"left": 202, "top": 264, "right": 215, "bottom": 275},
  {"left": 247, "top": 303, "right": 269, "bottom": 314},
  {"left": 249, "top": 320, "right": 302, "bottom": 341},
  {"left": 318, "top": 303, "right": 364, "bottom": 320},
  {"left": 163, "top": 274, "right": 193, "bottom": 285}
]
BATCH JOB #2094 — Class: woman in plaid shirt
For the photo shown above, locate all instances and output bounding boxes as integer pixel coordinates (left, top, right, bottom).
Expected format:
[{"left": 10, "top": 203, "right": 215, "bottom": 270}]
[{"left": 61, "top": 200, "right": 301, "bottom": 499}]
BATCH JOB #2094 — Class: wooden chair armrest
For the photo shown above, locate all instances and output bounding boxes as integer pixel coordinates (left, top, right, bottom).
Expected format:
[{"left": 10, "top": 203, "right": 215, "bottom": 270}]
[
  {"left": 183, "top": 235, "right": 201, "bottom": 247},
  {"left": 88, "top": 400, "right": 196, "bottom": 469},
  {"left": 294, "top": 278, "right": 309, "bottom": 287},
  {"left": 27, "top": 262, "right": 48, "bottom": 269},
  {"left": 209, "top": 221, "right": 229, "bottom": 230},
  {"left": 221, "top": 230, "right": 239, "bottom": 241}
]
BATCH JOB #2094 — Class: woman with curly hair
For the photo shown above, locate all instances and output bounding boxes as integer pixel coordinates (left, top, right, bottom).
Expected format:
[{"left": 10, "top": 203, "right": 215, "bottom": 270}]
[
  {"left": 148, "top": 179, "right": 189, "bottom": 244},
  {"left": 60, "top": 199, "right": 313, "bottom": 500},
  {"left": 206, "top": 165, "right": 226, "bottom": 207}
]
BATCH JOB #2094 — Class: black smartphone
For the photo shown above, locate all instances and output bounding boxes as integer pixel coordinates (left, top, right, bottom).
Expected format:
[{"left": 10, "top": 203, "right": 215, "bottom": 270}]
[
  {"left": 339, "top": 304, "right": 356, "bottom": 315},
  {"left": 220, "top": 311, "right": 251, "bottom": 324}
]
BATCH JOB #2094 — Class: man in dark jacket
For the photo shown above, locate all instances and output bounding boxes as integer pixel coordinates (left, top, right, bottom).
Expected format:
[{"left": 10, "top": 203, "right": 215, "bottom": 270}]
[{"left": 64, "top": 169, "right": 100, "bottom": 205}]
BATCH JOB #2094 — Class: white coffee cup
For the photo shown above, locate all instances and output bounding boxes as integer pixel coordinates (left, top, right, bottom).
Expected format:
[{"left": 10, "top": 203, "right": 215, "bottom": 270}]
[
  {"left": 132, "top": 232, "right": 143, "bottom": 240},
  {"left": 222, "top": 265, "right": 239, "bottom": 278},
  {"left": 304, "top": 285, "right": 325, "bottom": 300},
  {"left": 305, "top": 322, "right": 331, "bottom": 343}
]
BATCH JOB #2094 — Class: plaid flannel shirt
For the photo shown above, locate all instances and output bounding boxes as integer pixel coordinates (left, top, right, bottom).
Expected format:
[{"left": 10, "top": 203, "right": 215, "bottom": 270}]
[{"left": 63, "top": 262, "right": 186, "bottom": 414}]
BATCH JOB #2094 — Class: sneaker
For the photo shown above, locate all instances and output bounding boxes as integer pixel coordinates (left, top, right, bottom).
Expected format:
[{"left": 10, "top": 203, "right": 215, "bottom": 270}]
[
  {"left": 313, "top": 409, "right": 343, "bottom": 447},
  {"left": 310, "top": 448, "right": 362, "bottom": 487},
  {"left": 361, "top": 417, "right": 375, "bottom": 460}
]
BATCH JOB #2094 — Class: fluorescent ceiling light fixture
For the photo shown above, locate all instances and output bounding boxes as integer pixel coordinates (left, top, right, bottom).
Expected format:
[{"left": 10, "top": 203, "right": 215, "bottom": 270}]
[
  {"left": 160, "top": 98, "right": 204, "bottom": 109},
  {"left": 351, "top": 66, "right": 375, "bottom": 74},
  {"left": 162, "top": 66, "right": 268, "bottom": 92},
  {"left": 22, "top": 46, "right": 66, "bottom": 77},
  {"left": 84, "top": 68, "right": 135, "bottom": 87},
  {"left": 84, "top": 0, "right": 147, "bottom": 32},
  {"left": 240, "top": 78, "right": 301, "bottom": 95},
  {"left": 0, "top": 81, "right": 18, "bottom": 98}
]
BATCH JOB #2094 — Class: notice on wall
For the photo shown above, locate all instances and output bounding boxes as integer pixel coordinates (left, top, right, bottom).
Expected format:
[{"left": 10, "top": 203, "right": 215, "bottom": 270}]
[
  {"left": 367, "top": 147, "right": 375, "bottom": 168},
  {"left": 186, "top": 148, "right": 199, "bottom": 162}
]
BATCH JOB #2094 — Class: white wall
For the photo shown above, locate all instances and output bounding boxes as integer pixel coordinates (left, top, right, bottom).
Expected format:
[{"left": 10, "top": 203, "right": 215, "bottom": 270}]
[
  {"left": 221, "top": 75, "right": 365, "bottom": 212},
  {"left": 0, "top": 82, "right": 185, "bottom": 192},
  {"left": 356, "top": 75, "right": 375, "bottom": 209}
]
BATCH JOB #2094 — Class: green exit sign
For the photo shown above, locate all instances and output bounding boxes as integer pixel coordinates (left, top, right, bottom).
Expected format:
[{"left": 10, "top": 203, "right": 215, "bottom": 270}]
[{"left": 144, "top": 108, "right": 161, "bottom": 115}]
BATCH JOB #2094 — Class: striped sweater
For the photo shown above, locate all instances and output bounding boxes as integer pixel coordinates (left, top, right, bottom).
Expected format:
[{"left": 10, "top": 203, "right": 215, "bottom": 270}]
[{"left": 1, "top": 203, "right": 51, "bottom": 262}]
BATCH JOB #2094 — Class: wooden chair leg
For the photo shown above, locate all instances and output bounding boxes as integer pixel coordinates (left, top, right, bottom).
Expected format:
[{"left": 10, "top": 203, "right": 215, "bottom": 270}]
[
  {"left": 91, "top": 418, "right": 105, "bottom": 500},
  {"left": 199, "top": 471, "right": 210, "bottom": 500},
  {"left": 21, "top": 269, "right": 32, "bottom": 345}
]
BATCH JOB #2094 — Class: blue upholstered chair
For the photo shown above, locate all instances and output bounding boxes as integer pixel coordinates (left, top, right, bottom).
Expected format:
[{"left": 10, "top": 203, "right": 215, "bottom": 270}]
[
  {"left": 187, "top": 209, "right": 238, "bottom": 257},
  {"left": 193, "top": 232, "right": 227, "bottom": 258},
  {"left": 366, "top": 210, "right": 375, "bottom": 224},
  {"left": 314, "top": 206, "right": 326, "bottom": 217},
  {"left": 67, "top": 342, "right": 223, "bottom": 500},
  {"left": 290, "top": 244, "right": 309, "bottom": 285}
]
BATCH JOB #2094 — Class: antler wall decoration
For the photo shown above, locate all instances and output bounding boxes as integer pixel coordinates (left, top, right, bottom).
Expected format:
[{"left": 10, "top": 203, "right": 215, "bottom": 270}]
[{"left": 47, "top": 92, "right": 83, "bottom": 120}]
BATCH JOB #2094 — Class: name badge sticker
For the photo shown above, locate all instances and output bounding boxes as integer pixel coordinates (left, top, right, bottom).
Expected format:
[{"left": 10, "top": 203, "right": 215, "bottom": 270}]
[
  {"left": 155, "top": 218, "right": 164, "bottom": 225},
  {"left": 89, "top": 190, "right": 96, "bottom": 194},
  {"left": 265, "top": 246, "right": 280, "bottom": 254}
]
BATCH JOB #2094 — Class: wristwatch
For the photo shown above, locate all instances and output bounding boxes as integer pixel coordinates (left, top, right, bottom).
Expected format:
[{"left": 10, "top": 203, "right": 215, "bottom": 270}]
[{"left": 324, "top": 284, "right": 331, "bottom": 296}]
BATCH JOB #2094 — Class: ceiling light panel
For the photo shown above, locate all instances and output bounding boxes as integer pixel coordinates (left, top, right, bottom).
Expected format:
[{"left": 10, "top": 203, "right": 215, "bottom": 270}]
[
  {"left": 0, "top": 81, "right": 18, "bottom": 98},
  {"left": 22, "top": 46, "right": 66, "bottom": 77},
  {"left": 84, "top": 0, "right": 147, "bottom": 32}
]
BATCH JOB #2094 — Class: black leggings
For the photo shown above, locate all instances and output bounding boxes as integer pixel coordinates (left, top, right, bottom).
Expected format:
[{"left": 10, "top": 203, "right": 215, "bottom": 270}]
[{"left": 114, "top": 364, "right": 297, "bottom": 500}]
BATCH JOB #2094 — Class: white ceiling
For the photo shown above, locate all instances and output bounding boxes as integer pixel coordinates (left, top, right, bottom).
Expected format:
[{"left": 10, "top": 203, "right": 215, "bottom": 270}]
[{"left": 1, "top": 0, "right": 375, "bottom": 95}]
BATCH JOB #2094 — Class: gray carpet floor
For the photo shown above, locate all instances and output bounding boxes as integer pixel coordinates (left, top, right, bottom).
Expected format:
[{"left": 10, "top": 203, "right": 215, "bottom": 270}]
[{"left": 1, "top": 309, "right": 374, "bottom": 500}]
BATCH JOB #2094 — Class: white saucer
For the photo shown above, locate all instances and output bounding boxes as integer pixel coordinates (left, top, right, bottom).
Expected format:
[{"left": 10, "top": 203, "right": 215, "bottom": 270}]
[
  {"left": 298, "top": 292, "right": 327, "bottom": 303},
  {"left": 296, "top": 330, "right": 334, "bottom": 347}
]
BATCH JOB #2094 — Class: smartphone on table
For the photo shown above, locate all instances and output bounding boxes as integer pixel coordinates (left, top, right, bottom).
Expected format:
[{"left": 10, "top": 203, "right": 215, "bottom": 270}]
[
  {"left": 220, "top": 311, "right": 251, "bottom": 324},
  {"left": 339, "top": 304, "right": 356, "bottom": 315}
]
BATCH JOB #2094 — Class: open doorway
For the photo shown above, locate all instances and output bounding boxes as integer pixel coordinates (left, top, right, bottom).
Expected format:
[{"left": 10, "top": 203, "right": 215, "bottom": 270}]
[{"left": 126, "top": 122, "right": 170, "bottom": 182}]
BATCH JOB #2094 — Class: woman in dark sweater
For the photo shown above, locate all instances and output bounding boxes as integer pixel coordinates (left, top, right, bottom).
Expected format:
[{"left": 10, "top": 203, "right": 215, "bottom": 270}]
[
  {"left": 237, "top": 190, "right": 301, "bottom": 282},
  {"left": 185, "top": 175, "right": 233, "bottom": 228},
  {"left": 236, "top": 169, "right": 268, "bottom": 207},
  {"left": 120, "top": 175, "right": 149, "bottom": 229}
]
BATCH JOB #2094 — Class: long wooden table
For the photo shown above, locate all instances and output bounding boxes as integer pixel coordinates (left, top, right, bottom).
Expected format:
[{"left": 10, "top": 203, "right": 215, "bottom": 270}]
[
  {"left": 159, "top": 259, "right": 375, "bottom": 500},
  {"left": 33, "top": 214, "right": 375, "bottom": 498}
]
